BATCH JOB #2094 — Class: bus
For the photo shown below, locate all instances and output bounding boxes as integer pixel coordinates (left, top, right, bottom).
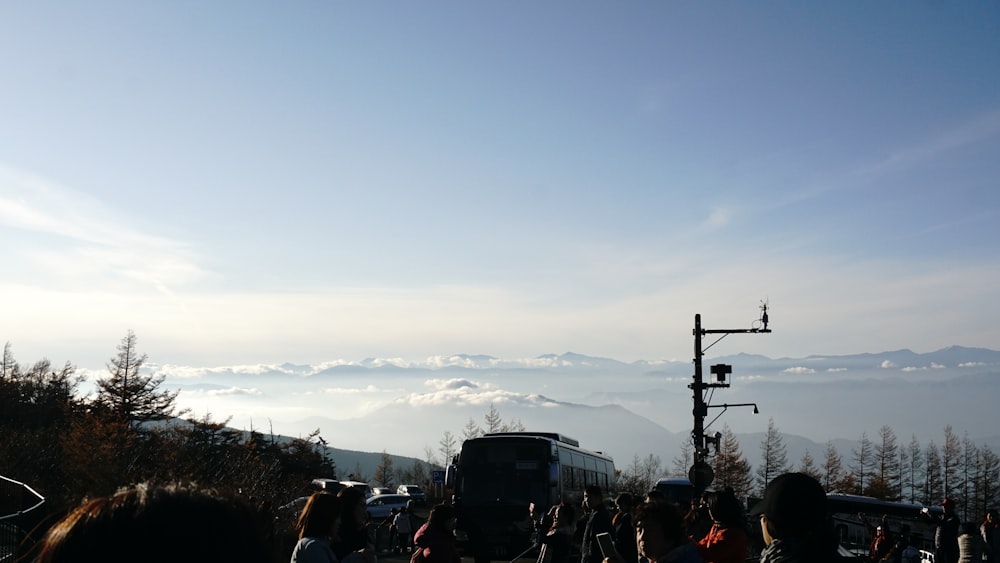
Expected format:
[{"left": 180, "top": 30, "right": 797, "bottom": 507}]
[
  {"left": 825, "top": 493, "right": 941, "bottom": 557},
  {"left": 448, "top": 432, "right": 616, "bottom": 563},
  {"left": 652, "top": 477, "right": 696, "bottom": 507}
]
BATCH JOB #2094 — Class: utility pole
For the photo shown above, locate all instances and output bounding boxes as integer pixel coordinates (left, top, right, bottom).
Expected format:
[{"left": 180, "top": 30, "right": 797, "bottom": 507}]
[{"left": 688, "top": 302, "right": 770, "bottom": 494}]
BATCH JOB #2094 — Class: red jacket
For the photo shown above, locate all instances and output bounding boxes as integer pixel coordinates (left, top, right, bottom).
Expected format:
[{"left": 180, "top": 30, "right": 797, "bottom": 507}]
[{"left": 695, "top": 523, "right": 748, "bottom": 563}]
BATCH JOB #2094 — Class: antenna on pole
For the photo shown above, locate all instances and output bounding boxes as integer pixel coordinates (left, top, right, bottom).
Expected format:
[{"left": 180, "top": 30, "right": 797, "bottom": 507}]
[{"left": 688, "top": 301, "right": 771, "bottom": 495}]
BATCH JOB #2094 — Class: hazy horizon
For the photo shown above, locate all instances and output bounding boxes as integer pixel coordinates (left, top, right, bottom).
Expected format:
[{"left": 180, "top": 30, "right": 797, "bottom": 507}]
[{"left": 2, "top": 3, "right": 999, "bottom": 372}]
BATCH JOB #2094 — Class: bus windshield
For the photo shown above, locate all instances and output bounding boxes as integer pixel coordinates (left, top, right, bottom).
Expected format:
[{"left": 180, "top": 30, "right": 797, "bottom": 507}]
[{"left": 458, "top": 441, "right": 550, "bottom": 506}]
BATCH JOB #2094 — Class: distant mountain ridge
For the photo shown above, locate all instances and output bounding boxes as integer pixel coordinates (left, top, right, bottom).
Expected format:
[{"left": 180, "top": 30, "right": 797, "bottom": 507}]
[{"left": 155, "top": 346, "right": 1000, "bottom": 481}]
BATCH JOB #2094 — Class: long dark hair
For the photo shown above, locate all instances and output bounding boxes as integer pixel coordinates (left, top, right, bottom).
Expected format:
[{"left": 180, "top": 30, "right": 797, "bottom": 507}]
[
  {"left": 704, "top": 488, "right": 746, "bottom": 528},
  {"left": 35, "top": 482, "right": 273, "bottom": 563},
  {"left": 296, "top": 493, "right": 341, "bottom": 540}
]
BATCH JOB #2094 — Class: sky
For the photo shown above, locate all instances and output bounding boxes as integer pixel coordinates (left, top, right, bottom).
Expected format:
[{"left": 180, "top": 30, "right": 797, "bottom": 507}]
[{"left": 2, "top": 2, "right": 999, "bottom": 374}]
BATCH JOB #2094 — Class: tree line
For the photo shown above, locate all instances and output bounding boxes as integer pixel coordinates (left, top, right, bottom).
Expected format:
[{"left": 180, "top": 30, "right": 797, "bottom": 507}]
[
  {"left": 0, "top": 331, "right": 339, "bottom": 540},
  {"left": 656, "top": 418, "right": 999, "bottom": 524}
]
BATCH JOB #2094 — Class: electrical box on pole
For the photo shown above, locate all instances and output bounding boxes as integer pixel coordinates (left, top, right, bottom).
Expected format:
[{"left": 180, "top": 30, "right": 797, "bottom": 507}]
[{"left": 688, "top": 301, "right": 770, "bottom": 495}]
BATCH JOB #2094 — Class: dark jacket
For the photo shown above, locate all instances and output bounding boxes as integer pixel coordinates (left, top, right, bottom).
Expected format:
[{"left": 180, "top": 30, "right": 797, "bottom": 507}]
[
  {"left": 581, "top": 507, "right": 614, "bottom": 563},
  {"left": 414, "top": 521, "right": 461, "bottom": 563}
]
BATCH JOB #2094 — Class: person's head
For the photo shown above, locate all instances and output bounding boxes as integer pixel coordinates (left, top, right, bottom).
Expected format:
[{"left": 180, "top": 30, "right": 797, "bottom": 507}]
[
  {"left": 583, "top": 485, "right": 603, "bottom": 511},
  {"left": 987, "top": 509, "right": 999, "bottom": 523},
  {"left": 35, "top": 482, "right": 273, "bottom": 563},
  {"left": 634, "top": 501, "right": 687, "bottom": 563},
  {"left": 704, "top": 488, "right": 745, "bottom": 528},
  {"left": 296, "top": 492, "right": 341, "bottom": 540},
  {"left": 615, "top": 492, "right": 633, "bottom": 513},
  {"left": 428, "top": 504, "right": 457, "bottom": 530},
  {"left": 337, "top": 486, "right": 368, "bottom": 528},
  {"left": 644, "top": 490, "right": 665, "bottom": 504},
  {"left": 751, "top": 472, "right": 829, "bottom": 545},
  {"left": 940, "top": 498, "right": 956, "bottom": 515},
  {"left": 960, "top": 521, "right": 979, "bottom": 536}
]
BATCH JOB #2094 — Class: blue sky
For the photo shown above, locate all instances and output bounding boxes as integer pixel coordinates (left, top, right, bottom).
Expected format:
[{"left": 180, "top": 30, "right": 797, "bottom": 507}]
[{"left": 2, "top": 2, "right": 999, "bottom": 371}]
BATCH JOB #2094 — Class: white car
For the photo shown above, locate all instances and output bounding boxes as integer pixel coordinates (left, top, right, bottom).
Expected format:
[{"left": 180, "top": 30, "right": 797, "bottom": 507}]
[
  {"left": 396, "top": 484, "right": 427, "bottom": 504},
  {"left": 366, "top": 494, "right": 411, "bottom": 520}
]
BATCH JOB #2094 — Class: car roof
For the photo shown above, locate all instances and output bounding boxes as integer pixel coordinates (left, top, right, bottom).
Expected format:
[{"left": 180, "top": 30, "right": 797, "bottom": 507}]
[{"left": 367, "top": 494, "right": 409, "bottom": 503}]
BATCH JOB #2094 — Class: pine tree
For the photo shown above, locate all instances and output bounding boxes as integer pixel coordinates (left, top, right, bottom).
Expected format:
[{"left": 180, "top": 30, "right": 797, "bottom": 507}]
[
  {"left": 755, "top": 418, "right": 789, "bottom": 494},
  {"left": 713, "top": 424, "right": 752, "bottom": 498},
  {"left": 374, "top": 451, "right": 395, "bottom": 488},
  {"left": 94, "top": 330, "right": 182, "bottom": 426}
]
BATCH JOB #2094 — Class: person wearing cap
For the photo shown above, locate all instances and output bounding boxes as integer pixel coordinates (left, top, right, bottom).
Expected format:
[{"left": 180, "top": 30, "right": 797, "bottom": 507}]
[
  {"left": 920, "top": 498, "right": 960, "bottom": 563},
  {"left": 580, "top": 485, "right": 614, "bottom": 563},
  {"left": 750, "top": 472, "right": 842, "bottom": 563}
]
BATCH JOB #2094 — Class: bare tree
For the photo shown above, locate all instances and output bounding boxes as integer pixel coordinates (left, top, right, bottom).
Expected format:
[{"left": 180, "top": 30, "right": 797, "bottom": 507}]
[
  {"left": 923, "top": 441, "right": 943, "bottom": 504},
  {"left": 484, "top": 403, "right": 503, "bottom": 434},
  {"left": 821, "top": 440, "right": 848, "bottom": 493},
  {"left": 869, "top": 425, "right": 900, "bottom": 499},
  {"left": 755, "top": 418, "right": 789, "bottom": 494},
  {"left": 462, "top": 417, "right": 482, "bottom": 443},
  {"left": 374, "top": 451, "right": 395, "bottom": 488},
  {"left": 904, "top": 435, "right": 923, "bottom": 503},
  {"left": 942, "top": 426, "right": 961, "bottom": 502},
  {"left": 1, "top": 342, "right": 18, "bottom": 379},
  {"left": 851, "top": 432, "right": 873, "bottom": 495},
  {"left": 438, "top": 431, "right": 458, "bottom": 466},
  {"left": 671, "top": 439, "right": 693, "bottom": 478},
  {"left": 798, "top": 450, "right": 822, "bottom": 481}
]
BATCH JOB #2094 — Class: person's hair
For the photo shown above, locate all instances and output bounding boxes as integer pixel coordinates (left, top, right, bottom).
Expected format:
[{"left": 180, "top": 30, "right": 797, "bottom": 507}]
[
  {"left": 960, "top": 521, "right": 979, "bottom": 536},
  {"left": 635, "top": 501, "right": 686, "bottom": 543},
  {"left": 296, "top": 493, "right": 341, "bottom": 540},
  {"left": 704, "top": 488, "right": 745, "bottom": 528},
  {"left": 584, "top": 485, "right": 603, "bottom": 498},
  {"left": 553, "top": 503, "right": 575, "bottom": 530},
  {"left": 988, "top": 508, "right": 999, "bottom": 520},
  {"left": 336, "top": 486, "right": 367, "bottom": 527},
  {"left": 428, "top": 504, "right": 456, "bottom": 526},
  {"left": 34, "top": 482, "right": 273, "bottom": 563},
  {"left": 644, "top": 490, "right": 665, "bottom": 503},
  {"left": 615, "top": 492, "right": 633, "bottom": 509}
]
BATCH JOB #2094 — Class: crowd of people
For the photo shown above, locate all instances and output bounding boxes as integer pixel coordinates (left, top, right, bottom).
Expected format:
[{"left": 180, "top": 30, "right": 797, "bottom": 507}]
[{"left": 19, "top": 475, "right": 1000, "bottom": 563}]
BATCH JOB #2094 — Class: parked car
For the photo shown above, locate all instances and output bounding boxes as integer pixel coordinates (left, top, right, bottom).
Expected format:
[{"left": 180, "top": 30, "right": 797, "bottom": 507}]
[
  {"left": 339, "top": 480, "right": 374, "bottom": 499},
  {"left": 310, "top": 478, "right": 345, "bottom": 494},
  {"left": 396, "top": 484, "right": 427, "bottom": 504},
  {"left": 366, "top": 494, "right": 411, "bottom": 520}
]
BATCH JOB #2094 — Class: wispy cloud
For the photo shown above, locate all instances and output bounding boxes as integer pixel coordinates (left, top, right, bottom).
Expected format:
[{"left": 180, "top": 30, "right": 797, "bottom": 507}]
[
  {"left": 783, "top": 366, "right": 815, "bottom": 374},
  {"left": 862, "top": 110, "right": 1000, "bottom": 178},
  {"left": 0, "top": 163, "right": 211, "bottom": 292}
]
